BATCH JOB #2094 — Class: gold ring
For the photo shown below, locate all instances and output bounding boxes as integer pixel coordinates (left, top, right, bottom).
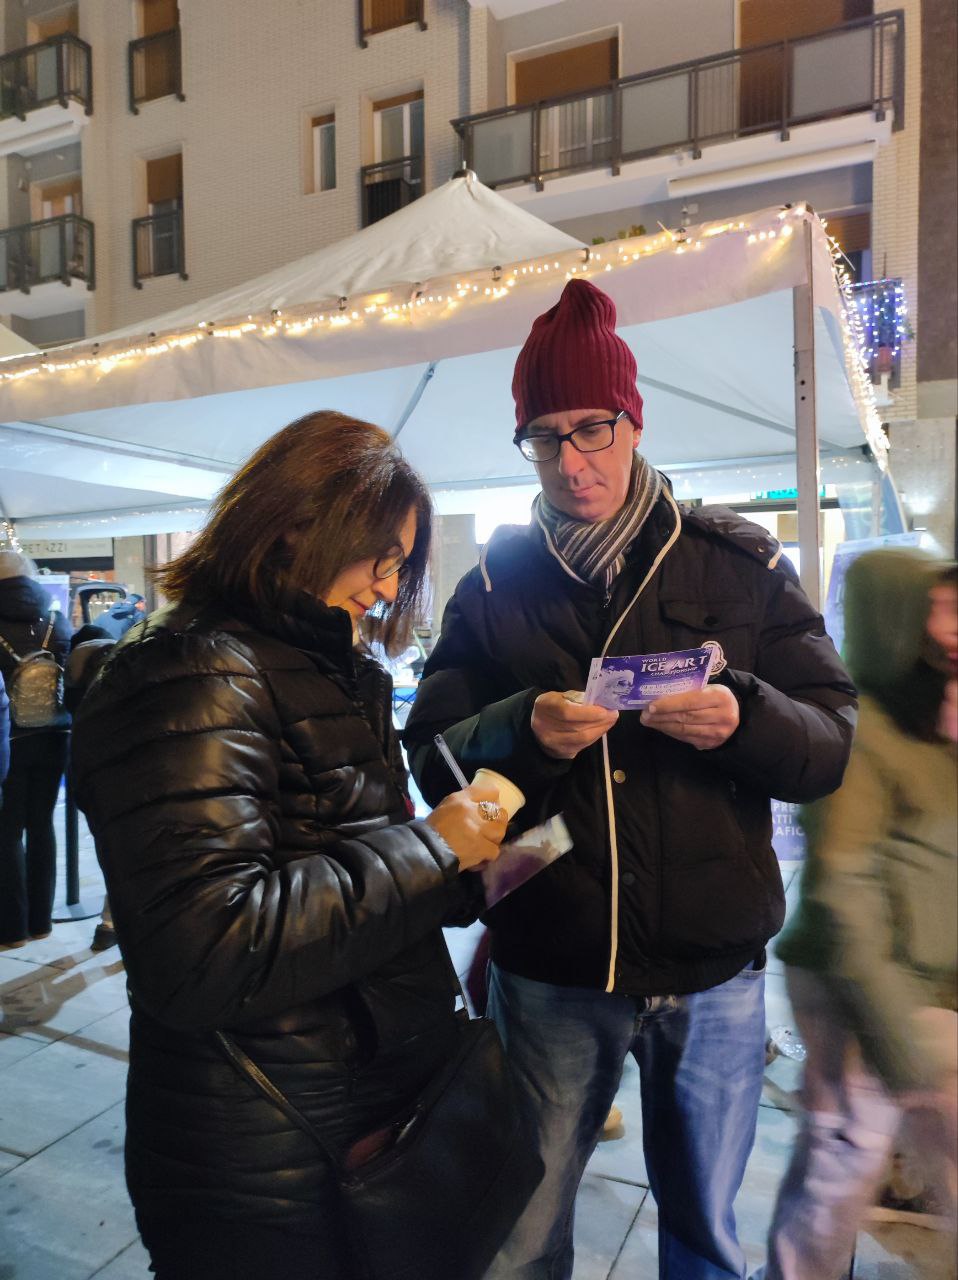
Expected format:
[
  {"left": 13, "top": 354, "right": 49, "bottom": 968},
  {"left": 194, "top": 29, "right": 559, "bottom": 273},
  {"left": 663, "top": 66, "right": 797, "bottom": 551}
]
[{"left": 477, "top": 800, "right": 502, "bottom": 822}]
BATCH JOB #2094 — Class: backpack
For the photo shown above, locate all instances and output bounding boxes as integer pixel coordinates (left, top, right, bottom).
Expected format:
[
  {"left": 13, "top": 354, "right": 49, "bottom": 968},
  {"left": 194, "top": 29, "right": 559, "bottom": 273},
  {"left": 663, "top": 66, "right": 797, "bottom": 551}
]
[{"left": 0, "top": 611, "right": 65, "bottom": 729}]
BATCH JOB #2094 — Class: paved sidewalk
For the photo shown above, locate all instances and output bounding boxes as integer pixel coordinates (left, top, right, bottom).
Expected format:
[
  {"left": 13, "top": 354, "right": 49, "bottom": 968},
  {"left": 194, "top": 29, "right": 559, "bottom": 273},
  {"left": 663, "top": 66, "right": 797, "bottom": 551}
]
[{"left": 0, "top": 801, "right": 952, "bottom": 1278}]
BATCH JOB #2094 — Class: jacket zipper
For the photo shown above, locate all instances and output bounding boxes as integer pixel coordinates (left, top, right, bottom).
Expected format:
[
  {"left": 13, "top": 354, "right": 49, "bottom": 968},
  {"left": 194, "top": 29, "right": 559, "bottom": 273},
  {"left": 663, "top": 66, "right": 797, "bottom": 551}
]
[{"left": 599, "top": 488, "right": 683, "bottom": 994}]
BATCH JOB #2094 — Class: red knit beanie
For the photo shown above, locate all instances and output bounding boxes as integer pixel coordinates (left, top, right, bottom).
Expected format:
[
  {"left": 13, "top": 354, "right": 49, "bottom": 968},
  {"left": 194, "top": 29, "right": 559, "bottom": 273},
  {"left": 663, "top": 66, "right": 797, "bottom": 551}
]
[{"left": 512, "top": 279, "right": 644, "bottom": 432}]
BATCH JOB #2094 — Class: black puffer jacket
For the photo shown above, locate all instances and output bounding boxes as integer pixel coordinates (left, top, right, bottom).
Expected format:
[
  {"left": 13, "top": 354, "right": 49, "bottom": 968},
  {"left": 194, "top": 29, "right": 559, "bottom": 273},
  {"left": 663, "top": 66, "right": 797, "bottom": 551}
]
[
  {"left": 405, "top": 491, "right": 857, "bottom": 998},
  {"left": 71, "top": 593, "right": 476, "bottom": 1233},
  {"left": 0, "top": 575, "right": 71, "bottom": 736}
]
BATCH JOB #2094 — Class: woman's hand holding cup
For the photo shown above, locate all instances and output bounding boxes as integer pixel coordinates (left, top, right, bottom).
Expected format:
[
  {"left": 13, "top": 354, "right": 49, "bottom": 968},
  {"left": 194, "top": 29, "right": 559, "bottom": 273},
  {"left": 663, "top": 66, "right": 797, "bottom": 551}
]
[{"left": 425, "top": 783, "right": 508, "bottom": 872}]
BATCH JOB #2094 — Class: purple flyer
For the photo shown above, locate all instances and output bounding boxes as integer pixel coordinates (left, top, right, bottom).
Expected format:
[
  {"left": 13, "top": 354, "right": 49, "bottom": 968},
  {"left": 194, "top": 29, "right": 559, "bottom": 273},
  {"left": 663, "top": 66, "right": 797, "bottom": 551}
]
[
  {"left": 583, "top": 647, "right": 715, "bottom": 711},
  {"left": 481, "top": 815, "right": 572, "bottom": 908}
]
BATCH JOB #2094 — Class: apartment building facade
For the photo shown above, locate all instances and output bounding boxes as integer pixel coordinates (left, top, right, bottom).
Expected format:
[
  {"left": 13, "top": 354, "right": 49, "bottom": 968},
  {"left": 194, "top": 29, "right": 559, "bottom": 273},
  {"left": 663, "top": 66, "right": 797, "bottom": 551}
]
[{"left": 0, "top": 0, "right": 953, "bottom": 554}]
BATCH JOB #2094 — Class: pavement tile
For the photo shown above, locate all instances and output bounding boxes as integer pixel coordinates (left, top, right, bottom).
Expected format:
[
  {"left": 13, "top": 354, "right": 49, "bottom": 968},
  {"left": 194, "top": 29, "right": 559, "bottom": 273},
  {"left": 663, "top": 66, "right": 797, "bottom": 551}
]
[
  {"left": 0, "top": 1031, "right": 46, "bottom": 1071},
  {"left": 572, "top": 1175, "right": 647, "bottom": 1280},
  {"left": 8, "top": 918, "right": 106, "bottom": 971},
  {"left": 0, "top": 956, "right": 128, "bottom": 1040},
  {"left": 0, "top": 1148, "right": 24, "bottom": 1175},
  {"left": 0, "top": 1102, "right": 138, "bottom": 1280},
  {"left": 89, "top": 1239, "right": 152, "bottom": 1279},
  {"left": 0, "top": 1035, "right": 126, "bottom": 1157},
  {"left": 0, "top": 957, "right": 62, "bottom": 993}
]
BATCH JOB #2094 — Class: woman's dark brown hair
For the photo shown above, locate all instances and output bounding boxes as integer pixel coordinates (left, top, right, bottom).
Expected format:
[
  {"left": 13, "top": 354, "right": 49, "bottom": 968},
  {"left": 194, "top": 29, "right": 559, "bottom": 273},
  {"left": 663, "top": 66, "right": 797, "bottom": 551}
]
[{"left": 156, "top": 410, "right": 432, "bottom": 652}]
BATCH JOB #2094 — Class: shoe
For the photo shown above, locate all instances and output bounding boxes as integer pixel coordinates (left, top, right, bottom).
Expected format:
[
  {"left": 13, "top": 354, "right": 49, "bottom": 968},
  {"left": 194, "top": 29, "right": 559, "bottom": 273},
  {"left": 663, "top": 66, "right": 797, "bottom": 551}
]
[
  {"left": 598, "top": 1104, "right": 625, "bottom": 1142},
  {"left": 0, "top": 938, "right": 28, "bottom": 950},
  {"left": 91, "top": 922, "right": 117, "bottom": 952},
  {"left": 868, "top": 1184, "right": 951, "bottom": 1231},
  {"left": 29, "top": 930, "right": 52, "bottom": 941}
]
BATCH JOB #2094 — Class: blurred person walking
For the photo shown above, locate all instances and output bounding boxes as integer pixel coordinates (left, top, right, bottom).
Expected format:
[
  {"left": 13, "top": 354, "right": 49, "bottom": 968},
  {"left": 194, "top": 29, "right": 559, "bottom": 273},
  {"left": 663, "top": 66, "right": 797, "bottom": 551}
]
[
  {"left": 0, "top": 548, "right": 71, "bottom": 947},
  {"left": 756, "top": 550, "right": 957, "bottom": 1280},
  {"left": 70, "top": 413, "right": 516, "bottom": 1280}
]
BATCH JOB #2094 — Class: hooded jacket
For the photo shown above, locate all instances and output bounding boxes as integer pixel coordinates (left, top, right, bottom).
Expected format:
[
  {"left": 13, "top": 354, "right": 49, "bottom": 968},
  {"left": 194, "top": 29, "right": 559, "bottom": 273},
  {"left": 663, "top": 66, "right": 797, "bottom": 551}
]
[
  {"left": 0, "top": 575, "right": 71, "bottom": 736},
  {"left": 776, "top": 549, "right": 957, "bottom": 1092},
  {"left": 405, "top": 490, "right": 856, "bottom": 998},
  {"left": 71, "top": 593, "right": 477, "bottom": 1232}
]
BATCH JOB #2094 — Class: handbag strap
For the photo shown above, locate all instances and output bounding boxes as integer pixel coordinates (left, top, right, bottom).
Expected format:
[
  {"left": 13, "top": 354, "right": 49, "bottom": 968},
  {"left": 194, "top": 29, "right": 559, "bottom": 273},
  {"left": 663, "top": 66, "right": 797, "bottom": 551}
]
[
  {"left": 215, "top": 936, "right": 472, "bottom": 1167},
  {"left": 0, "top": 609, "right": 56, "bottom": 662},
  {"left": 214, "top": 1029, "right": 339, "bottom": 1165},
  {"left": 40, "top": 610, "right": 56, "bottom": 651},
  {"left": 0, "top": 632, "right": 20, "bottom": 665}
]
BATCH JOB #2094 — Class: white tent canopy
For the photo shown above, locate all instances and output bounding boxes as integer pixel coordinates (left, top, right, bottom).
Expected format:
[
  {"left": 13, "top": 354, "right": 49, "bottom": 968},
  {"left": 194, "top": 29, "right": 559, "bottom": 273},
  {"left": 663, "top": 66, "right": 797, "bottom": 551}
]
[{"left": 0, "top": 177, "right": 884, "bottom": 602}]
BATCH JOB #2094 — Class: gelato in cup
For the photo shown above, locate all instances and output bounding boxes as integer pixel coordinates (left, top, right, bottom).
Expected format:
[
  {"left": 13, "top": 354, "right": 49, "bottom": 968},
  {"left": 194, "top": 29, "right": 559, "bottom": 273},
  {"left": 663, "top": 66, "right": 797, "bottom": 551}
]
[{"left": 472, "top": 768, "right": 526, "bottom": 820}]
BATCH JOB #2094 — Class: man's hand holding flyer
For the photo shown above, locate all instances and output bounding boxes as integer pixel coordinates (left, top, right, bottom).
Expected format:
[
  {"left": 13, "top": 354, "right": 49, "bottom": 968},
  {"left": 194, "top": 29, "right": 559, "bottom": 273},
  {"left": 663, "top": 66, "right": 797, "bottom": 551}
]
[{"left": 583, "top": 646, "right": 719, "bottom": 711}]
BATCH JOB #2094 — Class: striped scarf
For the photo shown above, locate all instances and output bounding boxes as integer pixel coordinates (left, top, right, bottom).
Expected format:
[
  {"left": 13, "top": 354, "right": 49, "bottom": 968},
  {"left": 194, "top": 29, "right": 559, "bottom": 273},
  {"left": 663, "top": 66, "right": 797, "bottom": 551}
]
[{"left": 533, "top": 454, "right": 662, "bottom": 592}]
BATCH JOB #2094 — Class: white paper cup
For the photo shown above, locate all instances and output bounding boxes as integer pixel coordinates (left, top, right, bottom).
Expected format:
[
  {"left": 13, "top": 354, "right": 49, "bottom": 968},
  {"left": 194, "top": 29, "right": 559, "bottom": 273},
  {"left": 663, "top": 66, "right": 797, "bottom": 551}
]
[{"left": 472, "top": 768, "right": 526, "bottom": 820}]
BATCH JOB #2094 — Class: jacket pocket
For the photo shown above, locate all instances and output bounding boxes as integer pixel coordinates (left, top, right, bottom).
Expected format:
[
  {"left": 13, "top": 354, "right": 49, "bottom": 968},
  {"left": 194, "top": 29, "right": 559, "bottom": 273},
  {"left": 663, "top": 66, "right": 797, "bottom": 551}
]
[{"left": 658, "top": 597, "right": 756, "bottom": 671}]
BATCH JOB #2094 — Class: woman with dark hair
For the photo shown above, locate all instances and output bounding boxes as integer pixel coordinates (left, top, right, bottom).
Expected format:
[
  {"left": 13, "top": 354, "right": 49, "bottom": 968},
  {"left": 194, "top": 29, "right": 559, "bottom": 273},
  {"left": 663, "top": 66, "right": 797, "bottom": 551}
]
[
  {"left": 757, "top": 550, "right": 957, "bottom": 1279},
  {"left": 70, "top": 411, "right": 507, "bottom": 1279}
]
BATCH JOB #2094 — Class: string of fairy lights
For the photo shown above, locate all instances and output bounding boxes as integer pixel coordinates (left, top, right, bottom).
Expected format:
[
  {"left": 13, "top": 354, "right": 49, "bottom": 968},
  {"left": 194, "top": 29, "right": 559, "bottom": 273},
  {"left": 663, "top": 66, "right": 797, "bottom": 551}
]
[
  {"left": 846, "top": 278, "right": 909, "bottom": 366},
  {"left": 0, "top": 204, "right": 890, "bottom": 464}
]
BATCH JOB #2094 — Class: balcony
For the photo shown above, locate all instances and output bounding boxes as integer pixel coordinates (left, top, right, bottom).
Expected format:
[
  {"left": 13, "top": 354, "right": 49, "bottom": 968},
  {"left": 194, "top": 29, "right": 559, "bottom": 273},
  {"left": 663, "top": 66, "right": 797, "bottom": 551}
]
[
  {"left": 361, "top": 155, "right": 423, "bottom": 227},
  {"left": 453, "top": 12, "right": 903, "bottom": 218},
  {"left": 0, "top": 33, "right": 92, "bottom": 158},
  {"left": 848, "top": 278, "right": 907, "bottom": 394},
  {"left": 0, "top": 214, "right": 94, "bottom": 317},
  {"left": 358, "top": 0, "right": 426, "bottom": 47},
  {"left": 128, "top": 27, "right": 184, "bottom": 113},
  {"left": 132, "top": 208, "right": 187, "bottom": 287}
]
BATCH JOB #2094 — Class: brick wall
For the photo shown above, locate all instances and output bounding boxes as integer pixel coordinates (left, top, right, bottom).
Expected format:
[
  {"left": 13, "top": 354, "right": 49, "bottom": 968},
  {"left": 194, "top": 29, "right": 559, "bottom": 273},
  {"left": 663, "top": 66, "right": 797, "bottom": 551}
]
[
  {"left": 871, "top": 0, "right": 921, "bottom": 423},
  {"left": 77, "top": 0, "right": 466, "bottom": 336}
]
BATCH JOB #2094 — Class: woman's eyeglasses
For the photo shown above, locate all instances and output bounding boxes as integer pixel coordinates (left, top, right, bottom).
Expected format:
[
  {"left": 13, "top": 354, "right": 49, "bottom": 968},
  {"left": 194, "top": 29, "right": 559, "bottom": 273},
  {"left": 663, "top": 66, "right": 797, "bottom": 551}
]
[
  {"left": 515, "top": 411, "right": 627, "bottom": 463},
  {"left": 373, "top": 549, "right": 408, "bottom": 581}
]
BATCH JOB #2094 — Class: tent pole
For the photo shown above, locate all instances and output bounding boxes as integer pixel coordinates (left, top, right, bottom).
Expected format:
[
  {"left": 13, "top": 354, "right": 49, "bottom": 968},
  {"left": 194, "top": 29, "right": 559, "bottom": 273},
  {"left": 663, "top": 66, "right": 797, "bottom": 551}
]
[{"left": 793, "top": 220, "right": 822, "bottom": 609}]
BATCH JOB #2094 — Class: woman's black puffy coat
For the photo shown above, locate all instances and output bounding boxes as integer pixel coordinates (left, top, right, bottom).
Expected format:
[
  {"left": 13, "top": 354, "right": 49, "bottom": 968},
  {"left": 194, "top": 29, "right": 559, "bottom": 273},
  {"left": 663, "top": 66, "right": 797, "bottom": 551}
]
[{"left": 71, "top": 594, "right": 475, "bottom": 1233}]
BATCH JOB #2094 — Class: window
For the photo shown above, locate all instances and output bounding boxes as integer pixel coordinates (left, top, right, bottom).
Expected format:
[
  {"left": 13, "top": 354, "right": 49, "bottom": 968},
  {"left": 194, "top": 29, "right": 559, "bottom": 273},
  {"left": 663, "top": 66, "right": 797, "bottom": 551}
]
[
  {"left": 738, "top": 0, "right": 873, "bottom": 131},
  {"left": 359, "top": 0, "right": 425, "bottom": 46},
  {"left": 133, "top": 151, "right": 186, "bottom": 285},
  {"left": 373, "top": 90, "right": 423, "bottom": 163},
  {"left": 510, "top": 35, "right": 619, "bottom": 177},
  {"left": 32, "top": 176, "right": 83, "bottom": 221},
  {"left": 129, "top": 0, "right": 182, "bottom": 111},
  {"left": 362, "top": 89, "right": 424, "bottom": 226},
  {"left": 823, "top": 209, "right": 871, "bottom": 283},
  {"left": 27, "top": 6, "right": 79, "bottom": 42},
  {"left": 512, "top": 35, "right": 619, "bottom": 106},
  {"left": 307, "top": 113, "right": 336, "bottom": 193}
]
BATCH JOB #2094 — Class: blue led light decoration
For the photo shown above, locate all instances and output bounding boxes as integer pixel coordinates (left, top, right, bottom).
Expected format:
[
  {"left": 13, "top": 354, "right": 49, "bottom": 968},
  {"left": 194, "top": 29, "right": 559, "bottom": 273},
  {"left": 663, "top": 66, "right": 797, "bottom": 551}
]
[{"left": 847, "top": 279, "right": 911, "bottom": 381}]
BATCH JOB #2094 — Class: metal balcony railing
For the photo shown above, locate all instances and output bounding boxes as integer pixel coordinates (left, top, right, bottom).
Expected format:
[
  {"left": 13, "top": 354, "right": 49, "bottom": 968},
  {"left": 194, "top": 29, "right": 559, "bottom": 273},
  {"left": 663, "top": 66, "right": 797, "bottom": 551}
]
[
  {"left": 358, "top": 0, "right": 426, "bottom": 47},
  {"left": 361, "top": 155, "right": 423, "bottom": 226},
  {"left": 0, "top": 32, "right": 92, "bottom": 122},
  {"left": 128, "top": 27, "right": 184, "bottom": 112},
  {"left": 132, "top": 208, "right": 186, "bottom": 286},
  {"left": 848, "top": 278, "right": 906, "bottom": 389},
  {"left": 0, "top": 214, "right": 94, "bottom": 294},
  {"left": 452, "top": 11, "right": 904, "bottom": 191}
]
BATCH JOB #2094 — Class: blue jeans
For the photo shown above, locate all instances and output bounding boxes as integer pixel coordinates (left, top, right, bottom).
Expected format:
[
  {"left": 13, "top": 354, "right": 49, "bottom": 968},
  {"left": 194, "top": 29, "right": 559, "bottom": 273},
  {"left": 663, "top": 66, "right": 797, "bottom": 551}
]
[{"left": 485, "top": 960, "right": 767, "bottom": 1280}]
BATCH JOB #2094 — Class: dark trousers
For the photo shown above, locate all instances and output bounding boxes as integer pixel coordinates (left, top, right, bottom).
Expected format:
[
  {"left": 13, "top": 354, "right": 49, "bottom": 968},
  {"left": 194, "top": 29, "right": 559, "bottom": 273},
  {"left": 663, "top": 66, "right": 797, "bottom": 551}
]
[
  {"left": 0, "top": 731, "right": 68, "bottom": 941},
  {"left": 137, "top": 1214, "right": 349, "bottom": 1280}
]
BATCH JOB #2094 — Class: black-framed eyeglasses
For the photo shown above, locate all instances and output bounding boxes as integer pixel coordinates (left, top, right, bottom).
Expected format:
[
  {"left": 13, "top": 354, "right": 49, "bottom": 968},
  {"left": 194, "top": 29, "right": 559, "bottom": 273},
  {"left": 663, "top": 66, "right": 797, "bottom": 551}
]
[
  {"left": 515, "top": 411, "right": 627, "bottom": 463},
  {"left": 373, "top": 548, "right": 407, "bottom": 581}
]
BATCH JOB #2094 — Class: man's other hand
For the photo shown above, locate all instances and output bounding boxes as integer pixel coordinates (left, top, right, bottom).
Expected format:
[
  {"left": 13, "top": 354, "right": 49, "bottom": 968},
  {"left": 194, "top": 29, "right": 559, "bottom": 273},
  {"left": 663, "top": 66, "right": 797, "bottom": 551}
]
[
  {"left": 640, "top": 686, "right": 740, "bottom": 750},
  {"left": 531, "top": 691, "right": 618, "bottom": 760}
]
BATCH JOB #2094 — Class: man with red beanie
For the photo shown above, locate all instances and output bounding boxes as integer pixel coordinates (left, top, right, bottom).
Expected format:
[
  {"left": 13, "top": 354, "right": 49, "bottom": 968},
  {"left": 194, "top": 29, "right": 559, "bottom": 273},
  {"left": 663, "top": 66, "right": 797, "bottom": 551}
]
[{"left": 404, "top": 279, "right": 856, "bottom": 1280}]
